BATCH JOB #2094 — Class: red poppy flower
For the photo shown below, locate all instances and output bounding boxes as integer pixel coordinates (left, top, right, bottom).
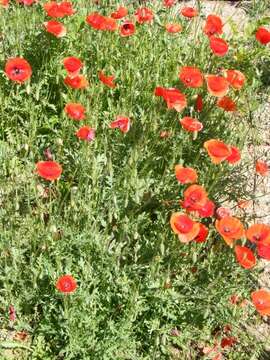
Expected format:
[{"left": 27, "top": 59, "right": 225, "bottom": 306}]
[
  {"left": 111, "top": 6, "right": 128, "bottom": 19},
  {"left": 257, "top": 243, "right": 270, "bottom": 260},
  {"left": 246, "top": 224, "right": 270, "bottom": 245},
  {"left": 226, "top": 146, "right": 241, "bottom": 164},
  {"left": 135, "top": 7, "right": 154, "bottom": 24},
  {"left": 64, "top": 75, "right": 88, "bottom": 89},
  {"left": 256, "top": 27, "right": 270, "bottom": 45},
  {"left": 155, "top": 87, "right": 187, "bottom": 112},
  {"left": 98, "top": 71, "right": 116, "bottom": 88},
  {"left": 203, "top": 14, "right": 223, "bottom": 37},
  {"left": 5, "top": 57, "right": 32, "bottom": 83},
  {"left": 44, "top": 20, "right": 66, "bottom": 37},
  {"left": 179, "top": 66, "right": 203, "bottom": 88},
  {"left": 64, "top": 103, "right": 85, "bottom": 120},
  {"left": 103, "top": 17, "right": 118, "bottom": 31},
  {"left": 235, "top": 245, "right": 256, "bottom": 269},
  {"left": 194, "top": 223, "right": 209, "bottom": 243},
  {"left": 204, "top": 139, "right": 231, "bottom": 164},
  {"left": 225, "top": 70, "right": 245, "bottom": 90},
  {"left": 195, "top": 95, "right": 203, "bottom": 112},
  {"left": 44, "top": 1, "right": 75, "bottom": 18},
  {"left": 210, "top": 37, "right": 229, "bottom": 56},
  {"left": 216, "top": 207, "right": 231, "bottom": 219},
  {"left": 206, "top": 75, "right": 229, "bottom": 97},
  {"left": 175, "top": 165, "right": 197, "bottom": 184},
  {"left": 180, "top": 117, "right": 203, "bottom": 132},
  {"left": 120, "top": 22, "right": 136, "bottom": 37},
  {"left": 0, "top": 0, "right": 9, "bottom": 8},
  {"left": 17, "top": 0, "right": 35, "bottom": 5},
  {"left": 256, "top": 160, "right": 269, "bottom": 176},
  {"left": 183, "top": 184, "right": 208, "bottom": 211},
  {"left": 181, "top": 7, "right": 198, "bottom": 18},
  {"left": 251, "top": 289, "right": 270, "bottom": 316},
  {"left": 170, "top": 212, "right": 200, "bottom": 243},
  {"left": 215, "top": 216, "right": 245, "bottom": 246},
  {"left": 221, "top": 337, "right": 237, "bottom": 348},
  {"left": 109, "top": 116, "right": 130, "bottom": 133},
  {"left": 217, "top": 96, "right": 236, "bottom": 112},
  {"left": 36, "top": 161, "right": 62, "bottom": 181},
  {"left": 86, "top": 13, "right": 117, "bottom": 31},
  {"left": 197, "top": 200, "right": 215, "bottom": 218},
  {"left": 164, "top": 0, "right": 175, "bottom": 7},
  {"left": 56, "top": 275, "right": 77, "bottom": 293},
  {"left": 76, "top": 126, "right": 95, "bottom": 141},
  {"left": 63, "top": 57, "right": 83, "bottom": 77},
  {"left": 165, "top": 23, "right": 182, "bottom": 33}
]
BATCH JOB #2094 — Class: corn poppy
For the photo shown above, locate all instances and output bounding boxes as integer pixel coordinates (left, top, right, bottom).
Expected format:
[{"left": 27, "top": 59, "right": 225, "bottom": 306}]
[
  {"left": 76, "top": 126, "right": 95, "bottom": 141},
  {"left": 206, "top": 75, "right": 229, "bottom": 97},
  {"left": 170, "top": 213, "right": 200, "bottom": 243},
  {"left": 64, "top": 75, "right": 88, "bottom": 89},
  {"left": 44, "top": 20, "right": 66, "bottom": 37},
  {"left": 64, "top": 103, "right": 85, "bottom": 120},
  {"left": 215, "top": 216, "right": 244, "bottom": 246},
  {"left": 165, "top": 23, "right": 182, "bottom": 34},
  {"left": 5, "top": 57, "right": 32, "bottom": 83},
  {"left": 175, "top": 165, "right": 197, "bottom": 184},
  {"left": 226, "top": 146, "right": 241, "bottom": 164},
  {"left": 216, "top": 207, "right": 231, "bottom": 219},
  {"left": 181, "top": 6, "right": 198, "bottom": 18},
  {"left": 209, "top": 37, "right": 228, "bottom": 57},
  {"left": 251, "top": 289, "right": 270, "bottom": 316},
  {"left": 195, "top": 94, "right": 203, "bottom": 112},
  {"left": 120, "top": 22, "right": 136, "bottom": 37},
  {"left": 197, "top": 199, "right": 215, "bottom": 218},
  {"left": 155, "top": 87, "right": 187, "bottom": 112},
  {"left": 135, "top": 7, "right": 153, "bottom": 24},
  {"left": 204, "top": 139, "right": 231, "bottom": 164},
  {"left": 246, "top": 224, "right": 270, "bottom": 245},
  {"left": 203, "top": 14, "right": 223, "bottom": 37},
  {"left": 109, "top": 116, "right": 130, "bottom": 133},
  {"left": 111, "top": 6, "right": 128, "bottom": 19},
  {"left": 44, "top": 1, "right": 75, "bottom": 18},
  {"left": 235, "top": 245, "right": 256, "bottom": 269},
  {"left": 179, "top": 66, "right": 203, "bottom": 88},
  {"left": 256, "top": 160, "right": 269, "bottom": 176},
  {"left": 98, "top": 71, "right": 116, "bottom": 88},
  {"left": 36, "top": 161, "right": 62, "bottom": 181},
  {"left": 164, "top": 0, "right": 175, "bottom": 7},
  {"left": 255, "top": 27, "right": 270, "bottom": 45},
  {"left": 225, "top": 70, "right": 245, "bottom": 90},
  {"left": 56, "top": 275, "right": 77, "bottom": 293},
  {"left": 194, "top": 223, "right": 209, "bottom": 243},
  {"left": 63, "top": 57, "right": 83, "bottom": 78},
  {"left": 103, "top": 17, "right": 118, "bottom": 31},
  {"left": 17, "top": 0, "right": 35, "bottom": 4},
  {"left": 183, "top": 184, "right": 208, "bottom": 211},
  {"left": 0, "top": 0, "right": 9, "bottom": 8},
  {"left": 221, "top": 337, "right": 237, "bottom": 348},
  {"left": 180, "top": 116, "right": 203, "bottom": 132},
  {"left": 86, "top": 13, "right": 117, "bottom": 31},
  {"left": 257, "top": 243, "right": 270, "bottom": 260},
  {"left": 217, "top": 96, "right": 236, "bottom": 112}
]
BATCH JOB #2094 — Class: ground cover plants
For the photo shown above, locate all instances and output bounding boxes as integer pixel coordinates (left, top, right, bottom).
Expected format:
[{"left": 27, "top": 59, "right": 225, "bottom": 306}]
[{"left": 0, "top": 0, "right": 270, "bottom": 359}]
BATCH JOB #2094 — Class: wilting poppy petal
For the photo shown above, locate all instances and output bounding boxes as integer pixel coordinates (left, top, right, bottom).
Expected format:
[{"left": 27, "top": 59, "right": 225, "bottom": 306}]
[
  {"left": 226, "top": 146, "right": 241, "bottom": 164},
  {"left": 251, "top": 289, "right": 270, "bottom": 316},
  {"left": 257, "top": 243, "right": 270, "bottom": 260},
  {"left": 183, "top": 184, "right": 208, "bottom": 211},
  {"left": 198, "top": 200, "right": 215, "bottom": 218},
  {"left": 180, "top": 117, "right": 203, "bottom": 132},
  {"left": 225, "top": 70, "right": 245, "bottom": 90},
  {"left": 5, "top": 57, "right": 32, "bottom": 83},
  {"left": 216, "top": 207, "right": 231, "bottom": 219},
  {"left": 237, "top": 199, "right": 250, "bottom": 209},
  {"left": 215, "top": 216, "right": 245, "bottom": 246},
  {"left": 217, "top": 96, "right": 236, "bottom": 112},
  {"left": 165, "top": 23, "right": 182, "bottom": 33},
  {"left": 179, "top": 66, "right": 203, "bottom": 88},
  {"left": 135, "top": 7, "right": 154, "bottom": 24},
  {"left": 44, "top": 20, "right": 66, "bottom": 37},
  {"left": 203, "top": 14, "right": 223, "bottom": 37},
  {"left": 204, "top": 139, "right": 231, "bottom": 164},
  {"left": 36, "top": 161, "right": 62, "bottom": 181},
  {"left": 246, "top": 224, "right": 270, "bottom": 245},
  {"left": 210, "top": 37, "right": 229, "bottom": 56},
  {"left": 155, "top": 87, "right": 187, "bottom": 112},
  {"left": 120, "top": 22, "right": 136, "bottom": 36},
  {"left": 181, "top": 6, "right": 198, "bottom": 18},
  {"left": 256, "top": 27, "right": 270, "bottom": 45},
  {"left": 98, "top": 71, "right": 116, "bottom": 88},
  {"left": 56, "top": 275, "right": 77, "bottom": 293},
  {"left": 175, "top": 165, "right": 198, "bottom": 184},
  {"left": 76, "top": 126, "right": 95, "bottom": 141},
  {"left": 163, "top": 0, "right": 175, "bottom": 7},
  {"left": 256, "top": 160, "right": 269, "bottom": 176},
  {"left": 235, "top": 245, "right": 256, "bottom": 269},
  {"left": 64, "top": 75, "right": 88, "bottom": 89},
  {"left": 64, "top": 103, "right": 85, "bottom": 120},
  {"left": 111, "top": 6, "right": 128, "bottom": 19},
  {"left": 109, "top": 116, "right": 130, "bottom": 133},
  {"left": 194, "top": 223, "right": 209, "bottom": 243},
  {"left": 206, "top": 75, "right": 229, "bottom": 97},
  {"left": 63, "top": 57, "right": 83, "bottom": 78}
]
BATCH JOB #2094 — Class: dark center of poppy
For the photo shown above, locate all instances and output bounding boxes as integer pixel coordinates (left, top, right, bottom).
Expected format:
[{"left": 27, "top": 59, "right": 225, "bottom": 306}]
[
  {"left": 185, "top": 77, "right": 191, "bottom": 83},
  {"left": 223, "top": 226, "right": 231, "bottom": 233},
  {"left": 123, "top": 24, "right": 131, "bottom": 30},
  {"left": 12, "top": 67, "right": 23, "bottom": 75},
  {"left": 253, "top": 234, "right": 261, "bottom": 241}
]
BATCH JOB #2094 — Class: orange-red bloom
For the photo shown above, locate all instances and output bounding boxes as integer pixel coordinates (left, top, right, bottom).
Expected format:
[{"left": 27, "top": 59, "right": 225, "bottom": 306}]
[
  {"left": 86, "top": 13, "right": 117, "bottom": 31},
  {"left": 98, "top": 71, "right": 116, "bottom": 88},
  {"left": 175, "top": 165, "right": 198, "bottom": 184},
  {"left": 0, "top": 0, "right": 9, "bottom": 8},
  {"left": 194, "top": 223, "right": 209, "bottom": 243},
  {"left": 210, "top": 37, "right": 229, "bottom": 56},
  {"left": 204, "top": 139, "right": 231, "bottom": 164},
  {"left": 64, "top": 103, "right": 85, "bottom": 120},
  {"left": 63, "top": 57, "right": 83, "bottom": 77},
  {"left": 155, "top": 87, "right": 187, "bottom": 112},
  {"left": 203, "top": 14, "right": 223, "bottom": 37},
  {"left": 44, "top": 20, "right": 66, "bottom": 37},
  {"left": 135, "top": 7, "right": 153, "bottom": 24},
  {"left": 226, "top": 146, "right": 241, "bottom": 164},
  {"left": 257, "top": 243, "right": 270, "bottom": 260},
  {"left": 195, "top": 94, "right": 203, "bottom": 112},
  {"left": 165, "top": 23, "right": 182, "bottom": 33},
  {"left": 170, "top": 212, "right": 200, "bottom": 243},
  {"left": 225, "top": 70, "right": 245, "bottom": 90},
  {"left": 256, "top": 160, "right": 269, "bottom": 176},
  {"left": 197, "top": 200, "right": 215, "bottom": 218},
  {"left": 111, "top": 6, "right": 128, "bottom": 19},
  {"left": 246, "top": 224, "right": 270, "bottom": 245},
  {"left": 217, "top": 96, "right": 236, "bottom": 112},
  {"left": 76, "top": 126, "right": 95, "bottom": 141},
  {"left": 183, "top": 184, "right": 208, "bottom": 211},
  {"left": 181, "top": 6, "right": 198, "bottom": 18},
  {"left": 64, "top": 75, "right": 88, "bottom": 89},
  {"left": 36, "top": 161, "right": 62, "bottom": 181},
  {"left": 109, "top": 116, "right": 130, "bottom": 133},
  {"left": 56, "top": 275, "right": 77, "bottom": 293},
  {"left": 251, "top": 289, "right": 270, "bottom": 316},
  {"left": 44, "top": 1, "right": 75, "bottom": 18},
  {"left": 17, "top": 0, "right": 36, "bottom": 5},
  {"left": 163, "top": 0, "right": 175, "bottom": 7},
  {"left": 5, "top": 57, "right": 32, "bottom": 83},
  {"left": 235, "top": 245, "right": 256, "bottom": 269},
  {"left": 215, "top": 216, "right": 244, "bottom": 246},
  {"left": 179, "top": 66, "right": 203, "bottom": 88},
  {"left": 256, "top": 27, "right": 270, "bottom": 45},
  {"left": 120, "top": 21, "right": 135, "bottom": 36},
  {"left": 180, "top": 117, "right": 203, "bottom": 132},
  {"left": 206, "top": 75, "right": 229, "bottom": 97}
]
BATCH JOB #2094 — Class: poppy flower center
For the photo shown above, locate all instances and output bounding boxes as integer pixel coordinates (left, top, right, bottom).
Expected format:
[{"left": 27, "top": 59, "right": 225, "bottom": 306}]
[
  {"left": 123, "top": 24, "right": 131, "bottom": 30},
  {"left": 12, "top": 67, "right": 23, "bottom": 75},
  {"left": 223, "top": 226, "right": 231, "bottom": 233}
]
